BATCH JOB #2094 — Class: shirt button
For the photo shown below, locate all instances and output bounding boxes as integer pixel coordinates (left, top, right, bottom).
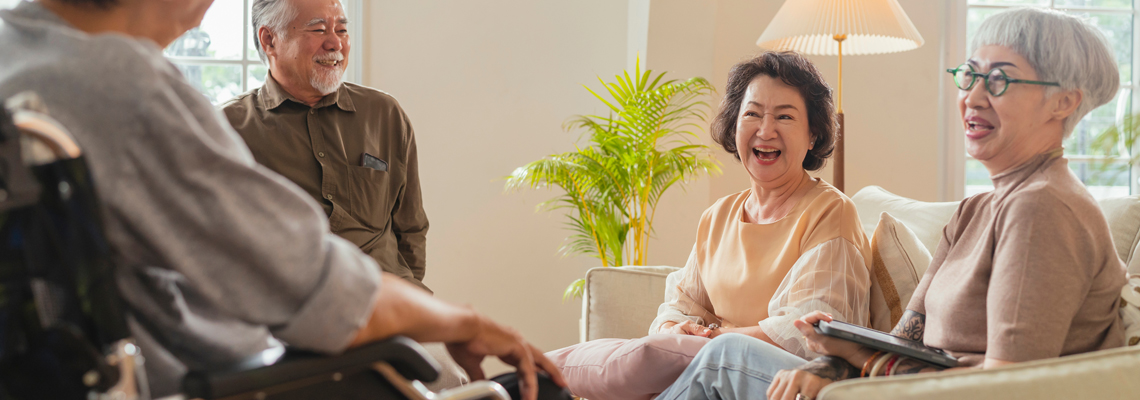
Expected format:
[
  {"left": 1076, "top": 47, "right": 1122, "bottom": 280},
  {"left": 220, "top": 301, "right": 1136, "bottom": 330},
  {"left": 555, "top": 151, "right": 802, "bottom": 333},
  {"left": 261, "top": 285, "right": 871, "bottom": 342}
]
[
  {"left": 310, "top": 109, "right": 316, "bottom": 115},
  {"left": 318, "top": 152, "right": 326, "bottom": 158},
  {"left": 325, "top": 194, "right": 333, "bottom": 200}
]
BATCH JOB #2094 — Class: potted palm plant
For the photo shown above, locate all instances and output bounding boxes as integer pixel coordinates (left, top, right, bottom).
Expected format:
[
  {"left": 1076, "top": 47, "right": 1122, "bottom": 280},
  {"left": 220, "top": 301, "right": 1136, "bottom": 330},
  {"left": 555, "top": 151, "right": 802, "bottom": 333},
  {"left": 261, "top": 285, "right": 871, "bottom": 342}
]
[{"left": 505, "top": 59, "right": 720, "bottom": 300}]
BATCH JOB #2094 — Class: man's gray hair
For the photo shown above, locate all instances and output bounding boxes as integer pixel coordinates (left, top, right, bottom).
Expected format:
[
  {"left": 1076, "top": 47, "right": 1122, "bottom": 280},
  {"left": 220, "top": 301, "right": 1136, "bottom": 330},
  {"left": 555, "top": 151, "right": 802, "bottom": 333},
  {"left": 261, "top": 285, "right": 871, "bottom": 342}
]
[
  {"left": 252, "top": 0, "right": 298, "bottom": 64},
  {"left": 971, "top": 7, "right": 1119, "bottom": 139}
]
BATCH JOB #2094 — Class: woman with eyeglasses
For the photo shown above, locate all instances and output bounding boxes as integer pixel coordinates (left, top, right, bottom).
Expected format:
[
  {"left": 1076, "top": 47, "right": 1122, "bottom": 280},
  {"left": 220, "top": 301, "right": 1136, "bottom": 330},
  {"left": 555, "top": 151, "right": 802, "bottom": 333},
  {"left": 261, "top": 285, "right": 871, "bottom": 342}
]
[{"left": 654, "top": 7, "right": 1129, "bottom": 400}]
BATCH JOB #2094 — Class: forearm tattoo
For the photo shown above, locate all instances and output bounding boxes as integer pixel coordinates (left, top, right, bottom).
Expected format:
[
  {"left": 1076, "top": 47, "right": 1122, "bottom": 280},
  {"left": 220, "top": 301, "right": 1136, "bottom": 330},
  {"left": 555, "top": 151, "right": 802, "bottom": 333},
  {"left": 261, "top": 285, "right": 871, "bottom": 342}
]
[
  {"left": 797, "top": 356, "right": 860, "bottom": 382},
  {"left": 889, "top": 310, "right": 926, "bottom": 342},
  {"left": 888, "top": 357, "right": 945, "bottom": 375}
]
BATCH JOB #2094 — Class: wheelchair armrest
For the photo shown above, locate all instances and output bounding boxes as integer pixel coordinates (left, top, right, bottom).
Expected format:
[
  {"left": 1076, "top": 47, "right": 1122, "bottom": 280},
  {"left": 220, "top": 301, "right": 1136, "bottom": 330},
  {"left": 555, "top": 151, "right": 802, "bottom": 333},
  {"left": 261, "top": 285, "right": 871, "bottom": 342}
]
[{"left": 183, "top": 336, "right": 441, "bottom": 399}]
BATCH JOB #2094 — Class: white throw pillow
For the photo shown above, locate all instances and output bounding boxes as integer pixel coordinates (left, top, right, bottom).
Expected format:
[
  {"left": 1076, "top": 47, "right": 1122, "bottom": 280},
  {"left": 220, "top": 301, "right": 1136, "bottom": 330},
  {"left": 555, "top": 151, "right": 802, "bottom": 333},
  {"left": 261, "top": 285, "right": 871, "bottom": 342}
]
[
  {"left": 867, "top": 212, "right": 933, "bottom": 332},
  {"left": 1121, "top": 275, "right": 1140, "bottom": 347},
  {"left": 851, "top": 186, "right": 958, "bottom": 256},
  {"left": 1097, "top": 196, "right": 1140, "bottom": 275}
]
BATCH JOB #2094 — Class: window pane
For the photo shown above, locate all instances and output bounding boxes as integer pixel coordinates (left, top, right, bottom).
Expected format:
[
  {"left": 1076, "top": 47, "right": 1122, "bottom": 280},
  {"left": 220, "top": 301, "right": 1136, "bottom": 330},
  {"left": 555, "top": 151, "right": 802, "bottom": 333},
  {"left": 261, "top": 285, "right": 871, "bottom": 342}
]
[
  {"left": 965, "top": 158, "right": 1133, "bottom": 198},
  {"left": 1055, "top": 0, "right": 1133, "bottom": 8},
  {"left": 248, "top": 64, "right": 269, "bottom": 91},
  {"left": 1069, "top": 160, "right": 1132, "bottom": 197},
  {"left": 1065, "top": 88, "right": 1131, "bottom": 156},
  {"left": 173, "top": 63, "right": 243, "bottom": 105},
  {"left": 967, "top": 0, "right": 1048, "bottom": 5},
  {"left": 965, "top": 159, "right": 994, "bottom": 197},
  {"left": 166, "top": 0, "right": 244, "bottom": 60}
]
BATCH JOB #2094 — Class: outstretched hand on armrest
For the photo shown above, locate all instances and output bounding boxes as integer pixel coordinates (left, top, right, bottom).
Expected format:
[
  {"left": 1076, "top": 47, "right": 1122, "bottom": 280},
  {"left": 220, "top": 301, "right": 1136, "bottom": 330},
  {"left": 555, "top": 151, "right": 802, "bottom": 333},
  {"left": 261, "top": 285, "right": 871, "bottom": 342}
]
[{"left": 348, "top": 273, "right": 566, "bottom": 400}]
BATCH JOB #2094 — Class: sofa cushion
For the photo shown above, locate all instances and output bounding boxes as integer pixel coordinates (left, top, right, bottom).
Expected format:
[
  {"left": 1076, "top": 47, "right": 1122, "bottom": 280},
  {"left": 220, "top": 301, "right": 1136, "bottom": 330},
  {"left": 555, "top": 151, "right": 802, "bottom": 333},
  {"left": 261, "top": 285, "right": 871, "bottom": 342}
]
[
  {"left": 855, "top": 187, "right": 1140, "bottom": 274},
  {"left": 1122, "top": 275, "right": 1140, "bottom": 347},
  {"left": 851, "top": 186, "right": 959, "bottom": 255},
  {"left": 545, "top": 334, "right": 709, "bottom": 400},
  {"left": 868, "top": 212, "right": 933, "bottom": 332},
  {"left": 582, "top": 266, "right": 678, "bottom": 342},
  {"left": 1097, "top": 195, "right": 1140, "bottom": 275}
]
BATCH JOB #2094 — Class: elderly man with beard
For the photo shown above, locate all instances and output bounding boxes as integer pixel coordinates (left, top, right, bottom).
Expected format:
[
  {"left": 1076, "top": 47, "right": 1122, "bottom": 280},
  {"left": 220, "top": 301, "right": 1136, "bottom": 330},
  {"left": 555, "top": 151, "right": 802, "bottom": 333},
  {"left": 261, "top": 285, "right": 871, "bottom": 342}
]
[
  {"left": 220, "top": 0, "right": 476, "bottom": 391},
  {"left": 222, "top": 0, "right": 429, "bottom": 292}
]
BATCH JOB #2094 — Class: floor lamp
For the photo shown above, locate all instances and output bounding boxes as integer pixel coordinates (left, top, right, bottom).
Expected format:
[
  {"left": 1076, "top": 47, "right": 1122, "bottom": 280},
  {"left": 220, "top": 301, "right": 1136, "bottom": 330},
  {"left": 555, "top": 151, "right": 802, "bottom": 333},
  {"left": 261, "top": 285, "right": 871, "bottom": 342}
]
[{"left": 757, "top": 0, "right": 924, "bottom": 192}]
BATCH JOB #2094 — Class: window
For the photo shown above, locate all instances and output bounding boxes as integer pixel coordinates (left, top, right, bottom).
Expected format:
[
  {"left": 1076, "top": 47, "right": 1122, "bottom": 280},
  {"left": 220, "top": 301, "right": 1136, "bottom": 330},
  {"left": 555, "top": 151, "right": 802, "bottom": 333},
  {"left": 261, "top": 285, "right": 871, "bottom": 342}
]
[
  {"left": 164, "top": 0, "right": 362, "bottom": 105},
  {"left": 962, "top": 0, "right": 1138, "bottom": 198},
  {"left": 0, "top": 0, "right": 22, "bottom": 10}
]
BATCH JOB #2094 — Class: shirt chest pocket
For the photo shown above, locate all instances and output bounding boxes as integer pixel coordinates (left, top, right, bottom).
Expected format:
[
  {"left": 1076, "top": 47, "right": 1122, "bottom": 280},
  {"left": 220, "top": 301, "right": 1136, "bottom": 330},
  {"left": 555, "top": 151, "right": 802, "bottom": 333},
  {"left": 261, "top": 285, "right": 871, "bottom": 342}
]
[{"left": 345, "top": 165, "right": 395, "bottom": 231}]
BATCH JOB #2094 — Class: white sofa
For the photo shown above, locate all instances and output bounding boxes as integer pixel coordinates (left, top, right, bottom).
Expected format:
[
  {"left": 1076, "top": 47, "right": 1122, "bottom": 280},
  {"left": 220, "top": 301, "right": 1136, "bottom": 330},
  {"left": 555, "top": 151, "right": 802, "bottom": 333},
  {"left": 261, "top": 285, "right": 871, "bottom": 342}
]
[{"left": 578, "top": 186, "right": 1140, "bottom": 399}]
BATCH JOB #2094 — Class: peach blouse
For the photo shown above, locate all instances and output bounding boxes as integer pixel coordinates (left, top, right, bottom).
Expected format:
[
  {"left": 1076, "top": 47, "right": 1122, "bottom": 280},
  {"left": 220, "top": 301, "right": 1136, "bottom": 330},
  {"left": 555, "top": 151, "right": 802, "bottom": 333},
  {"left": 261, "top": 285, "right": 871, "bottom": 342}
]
[{"left": 649, "top": 180, "right": 873, "bottom": 358}]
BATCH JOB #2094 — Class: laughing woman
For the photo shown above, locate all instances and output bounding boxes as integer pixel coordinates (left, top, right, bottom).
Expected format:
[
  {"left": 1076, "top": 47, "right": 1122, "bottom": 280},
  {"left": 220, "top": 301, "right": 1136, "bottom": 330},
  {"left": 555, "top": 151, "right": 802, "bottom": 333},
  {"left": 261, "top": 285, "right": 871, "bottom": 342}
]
[
  {"left": 648, "top": 51, "right": 873, "bottom": 361},
  {"left": 545, "top": 52, "right": 873, "bottom": 400}
]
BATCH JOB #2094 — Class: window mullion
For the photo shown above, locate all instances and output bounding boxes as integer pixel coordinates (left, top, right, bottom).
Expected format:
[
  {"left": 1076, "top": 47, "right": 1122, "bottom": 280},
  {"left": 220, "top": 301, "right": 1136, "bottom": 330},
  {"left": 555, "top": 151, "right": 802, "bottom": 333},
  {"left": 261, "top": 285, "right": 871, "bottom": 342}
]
[
  {"left": 242, "top": 0, "right": 249, "bottom": 92},
  {"left": 1133, "top": 0, "right": 1140, "bottom": 194}
]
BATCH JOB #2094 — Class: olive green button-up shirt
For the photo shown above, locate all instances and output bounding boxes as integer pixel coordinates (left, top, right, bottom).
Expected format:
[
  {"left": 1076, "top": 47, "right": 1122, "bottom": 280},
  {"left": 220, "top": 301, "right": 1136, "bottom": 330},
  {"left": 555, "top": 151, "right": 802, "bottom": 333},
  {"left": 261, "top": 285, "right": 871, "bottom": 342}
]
[{"left": 222, "top": 77, "right": 430, "bottom": 291}]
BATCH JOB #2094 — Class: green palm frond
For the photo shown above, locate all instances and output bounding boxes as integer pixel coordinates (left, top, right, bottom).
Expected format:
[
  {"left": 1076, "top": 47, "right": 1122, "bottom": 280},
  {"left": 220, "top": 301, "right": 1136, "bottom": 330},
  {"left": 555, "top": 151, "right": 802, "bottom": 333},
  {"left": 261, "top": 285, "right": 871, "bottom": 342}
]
[
  {"left": 563, "top": 278, "right": 586, "bottom": 302},
  {"left": 1087, "top": 113, "right": 1140, "bottom": 185},
  {"left": 505, "top": 56, "right": 721, "bottom": 300}
]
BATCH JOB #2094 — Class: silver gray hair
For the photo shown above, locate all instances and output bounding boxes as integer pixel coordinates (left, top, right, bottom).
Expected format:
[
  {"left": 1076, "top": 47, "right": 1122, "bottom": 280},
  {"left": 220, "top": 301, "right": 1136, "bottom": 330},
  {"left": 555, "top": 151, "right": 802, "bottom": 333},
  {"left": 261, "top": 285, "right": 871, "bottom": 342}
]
[
  {"left": 971, "top": 7, "right": 1120, "bottom": 138},
  {"left": 252, "top": 0, "right": 298, "bottom": 64}
]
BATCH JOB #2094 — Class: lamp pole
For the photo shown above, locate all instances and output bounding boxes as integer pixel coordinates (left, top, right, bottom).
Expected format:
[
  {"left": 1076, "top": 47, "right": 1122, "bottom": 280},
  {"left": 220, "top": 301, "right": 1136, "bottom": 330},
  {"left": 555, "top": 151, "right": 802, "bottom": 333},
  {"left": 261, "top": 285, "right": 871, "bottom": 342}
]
[{"left": 833, "top": 33, "right": 847, "bottom": 192}]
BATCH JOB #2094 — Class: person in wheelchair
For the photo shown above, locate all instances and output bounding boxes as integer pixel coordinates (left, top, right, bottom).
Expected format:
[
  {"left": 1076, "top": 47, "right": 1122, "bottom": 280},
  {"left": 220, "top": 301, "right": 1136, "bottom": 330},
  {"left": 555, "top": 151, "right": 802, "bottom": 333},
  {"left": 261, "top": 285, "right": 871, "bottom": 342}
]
[{"left": 0, "top": 1, "right": 565, "bottom": 399}]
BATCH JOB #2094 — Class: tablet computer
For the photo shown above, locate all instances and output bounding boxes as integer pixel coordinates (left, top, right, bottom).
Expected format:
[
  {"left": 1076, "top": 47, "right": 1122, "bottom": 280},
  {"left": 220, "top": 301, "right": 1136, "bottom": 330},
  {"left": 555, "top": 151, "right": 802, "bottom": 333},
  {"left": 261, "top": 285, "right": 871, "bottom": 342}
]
[{"left": 814, "top": 320, "right": 958, "bottom": 369}]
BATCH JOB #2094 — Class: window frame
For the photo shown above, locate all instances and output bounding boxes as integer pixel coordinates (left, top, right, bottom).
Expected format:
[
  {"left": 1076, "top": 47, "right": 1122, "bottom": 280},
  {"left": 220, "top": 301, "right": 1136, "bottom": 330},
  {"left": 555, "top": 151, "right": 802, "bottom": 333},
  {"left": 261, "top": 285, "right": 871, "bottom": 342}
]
[
  {"left": 941, "top": 0, "right": 1140, "bottom": 200},
  {"left": 164, "top": 0, "right": 363, "bottom": 99}
]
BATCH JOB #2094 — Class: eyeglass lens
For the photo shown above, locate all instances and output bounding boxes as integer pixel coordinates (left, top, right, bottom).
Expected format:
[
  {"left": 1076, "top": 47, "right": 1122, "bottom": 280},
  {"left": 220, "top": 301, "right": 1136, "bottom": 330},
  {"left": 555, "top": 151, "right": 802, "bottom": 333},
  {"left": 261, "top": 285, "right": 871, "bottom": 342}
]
[
  {"left": 985, "top": 69, "right": 1008, "bottom": 95},
  {"left": 953, "top": 65, "right": 975, "bottom": 90},
  {"left": 953, "top": 64, "right": 1011, "bottom": 96}
]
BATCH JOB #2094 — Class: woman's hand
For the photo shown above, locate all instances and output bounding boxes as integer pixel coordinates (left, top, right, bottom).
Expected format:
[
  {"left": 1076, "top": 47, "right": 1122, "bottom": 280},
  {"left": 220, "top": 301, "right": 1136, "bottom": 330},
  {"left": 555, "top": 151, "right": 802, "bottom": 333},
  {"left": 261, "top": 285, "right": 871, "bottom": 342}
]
[
  {"left": 792, "top": 311, "right": 865, "bottom": 361},
  {"left": 767, "top": 369, "right": 832, "bottom": 400},
  {"left": 660, "top": 320, "right": 712, "bottom": 337}
]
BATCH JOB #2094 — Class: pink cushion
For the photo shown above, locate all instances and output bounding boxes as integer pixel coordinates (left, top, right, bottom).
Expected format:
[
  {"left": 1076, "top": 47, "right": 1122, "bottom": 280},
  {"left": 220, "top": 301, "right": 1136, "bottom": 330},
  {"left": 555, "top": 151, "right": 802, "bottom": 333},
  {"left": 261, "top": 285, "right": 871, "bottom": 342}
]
[{"left": 544, "top": 334, "right": 710, "bottom": 400}]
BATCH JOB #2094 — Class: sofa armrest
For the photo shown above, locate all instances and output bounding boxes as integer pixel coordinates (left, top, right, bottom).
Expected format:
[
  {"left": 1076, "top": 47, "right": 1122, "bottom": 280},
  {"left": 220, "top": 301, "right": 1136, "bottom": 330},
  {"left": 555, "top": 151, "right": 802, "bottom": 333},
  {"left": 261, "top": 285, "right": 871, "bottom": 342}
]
[
  {"left": 581, "top": 266, "right": 678, "bottom": 342},
  {"left": 820, "top": 346, "right": 1140, "bottom": 400}
]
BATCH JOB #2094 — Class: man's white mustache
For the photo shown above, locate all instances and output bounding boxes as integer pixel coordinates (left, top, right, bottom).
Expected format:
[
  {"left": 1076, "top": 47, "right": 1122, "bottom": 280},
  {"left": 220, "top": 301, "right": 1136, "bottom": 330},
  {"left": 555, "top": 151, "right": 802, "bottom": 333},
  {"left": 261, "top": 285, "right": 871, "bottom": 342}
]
[{"left": 313, "top": 53, "right": 344, "bottom": 62}]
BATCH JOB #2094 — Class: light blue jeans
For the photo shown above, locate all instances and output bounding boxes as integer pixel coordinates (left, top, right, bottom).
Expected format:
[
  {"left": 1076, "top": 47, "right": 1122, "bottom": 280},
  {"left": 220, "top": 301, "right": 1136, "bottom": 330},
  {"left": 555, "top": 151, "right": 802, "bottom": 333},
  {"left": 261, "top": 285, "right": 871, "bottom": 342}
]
[{"left": 656, "top": 333, "right": 808, "bottom": 400}]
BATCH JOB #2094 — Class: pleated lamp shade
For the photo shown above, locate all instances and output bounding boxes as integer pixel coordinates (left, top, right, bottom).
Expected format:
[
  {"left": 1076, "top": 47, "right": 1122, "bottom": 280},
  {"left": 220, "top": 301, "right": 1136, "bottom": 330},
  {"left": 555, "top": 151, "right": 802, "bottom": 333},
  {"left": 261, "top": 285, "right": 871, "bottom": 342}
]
[{"left": 757, "top": 0, "right": 924, "bottom": 56}]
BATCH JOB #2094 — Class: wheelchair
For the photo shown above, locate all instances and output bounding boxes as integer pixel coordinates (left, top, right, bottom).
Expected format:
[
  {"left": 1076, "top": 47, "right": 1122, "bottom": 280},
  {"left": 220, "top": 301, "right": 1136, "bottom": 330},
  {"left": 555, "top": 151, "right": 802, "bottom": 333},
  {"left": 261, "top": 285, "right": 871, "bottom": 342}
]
[{"left": 0, "top": 93, "right": 517, "bottom": 400}]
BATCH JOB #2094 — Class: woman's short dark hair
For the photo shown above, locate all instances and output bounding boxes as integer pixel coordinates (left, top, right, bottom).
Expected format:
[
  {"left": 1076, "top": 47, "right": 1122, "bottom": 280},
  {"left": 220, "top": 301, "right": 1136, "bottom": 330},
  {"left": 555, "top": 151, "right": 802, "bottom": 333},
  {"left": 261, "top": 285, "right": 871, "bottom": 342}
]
[{"left": 712, "top": 51, "right": 836, "bottom": 171}]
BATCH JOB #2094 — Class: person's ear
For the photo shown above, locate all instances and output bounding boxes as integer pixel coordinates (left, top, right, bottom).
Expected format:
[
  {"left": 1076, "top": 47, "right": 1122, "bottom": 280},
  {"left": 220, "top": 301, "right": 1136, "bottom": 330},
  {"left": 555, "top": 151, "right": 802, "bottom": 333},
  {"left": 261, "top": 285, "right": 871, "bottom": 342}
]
[
  {"left": 1049, "top": 89, "right": 1083, "bottom": 122},
  {"left": 259, "top": 26, "right": 277, "bottom": 60}
]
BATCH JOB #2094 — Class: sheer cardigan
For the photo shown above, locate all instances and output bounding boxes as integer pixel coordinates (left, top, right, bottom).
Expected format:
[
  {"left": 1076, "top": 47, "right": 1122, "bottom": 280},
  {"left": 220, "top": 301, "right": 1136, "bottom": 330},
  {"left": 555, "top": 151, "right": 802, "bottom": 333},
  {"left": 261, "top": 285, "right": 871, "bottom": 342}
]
[{"left": 649, "top": 181, "right": 872, "bottom": 359}]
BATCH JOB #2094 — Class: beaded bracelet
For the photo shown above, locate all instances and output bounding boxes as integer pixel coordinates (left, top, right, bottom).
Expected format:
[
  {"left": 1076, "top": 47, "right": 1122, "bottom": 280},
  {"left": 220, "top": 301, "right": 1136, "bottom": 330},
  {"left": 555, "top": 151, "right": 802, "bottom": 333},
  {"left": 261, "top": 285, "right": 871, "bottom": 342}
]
[
  {"left": 868, "top": 352, "right": 893, "bottom": 378},
  {"left": 861, "top": 351, "right": 884, "bottom": 378},
  {"left": 887, "top": 355, "right": 908, "bottom": 376}
]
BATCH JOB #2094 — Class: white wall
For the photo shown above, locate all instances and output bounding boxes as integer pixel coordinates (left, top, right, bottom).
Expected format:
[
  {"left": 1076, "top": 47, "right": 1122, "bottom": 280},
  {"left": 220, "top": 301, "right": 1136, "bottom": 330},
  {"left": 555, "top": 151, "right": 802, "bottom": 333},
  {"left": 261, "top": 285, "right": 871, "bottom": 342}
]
[
  {"left": 364, "top": 0, "right": 634, "bottom": 375},
  {"left": 363, "top": 0, "right": 949, "bottom": 374}
]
